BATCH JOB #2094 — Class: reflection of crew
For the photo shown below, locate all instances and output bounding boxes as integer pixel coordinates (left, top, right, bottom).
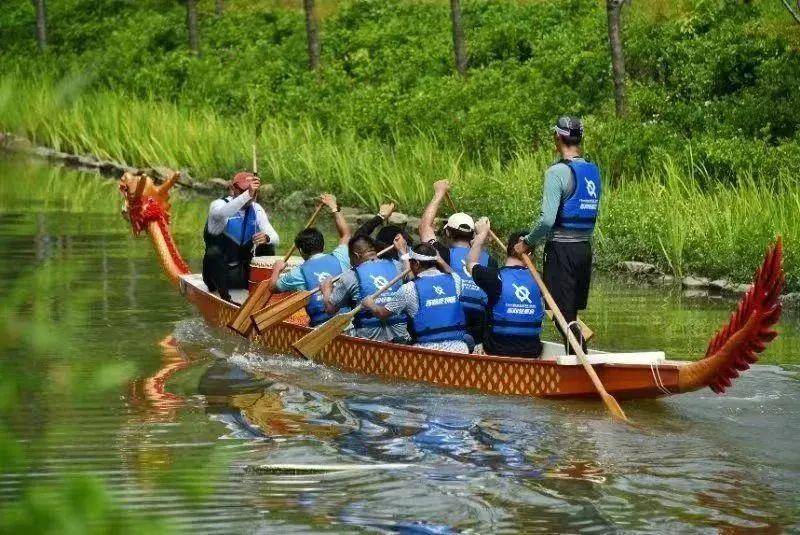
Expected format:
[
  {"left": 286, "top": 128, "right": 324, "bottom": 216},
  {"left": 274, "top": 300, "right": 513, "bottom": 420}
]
[{"left": 202, "top": 172, "right": 279, "bottom": 302}]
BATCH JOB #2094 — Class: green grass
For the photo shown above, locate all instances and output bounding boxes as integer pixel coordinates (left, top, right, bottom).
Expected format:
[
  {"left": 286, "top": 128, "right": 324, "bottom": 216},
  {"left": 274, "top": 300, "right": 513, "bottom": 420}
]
[{"left": 1, "top": 75, "right": 796, "bottom": 290}]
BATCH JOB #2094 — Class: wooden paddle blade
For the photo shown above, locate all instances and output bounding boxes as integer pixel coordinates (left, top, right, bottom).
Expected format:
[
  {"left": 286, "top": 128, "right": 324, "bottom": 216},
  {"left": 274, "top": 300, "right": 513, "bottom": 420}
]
[
  {"left": 229, "top": 281, "right": 271, "bottom": 335},
  {"left": 601, "top": 391, "right": 629, "bottom": 422},
  {"left": 251, "top": 291, "right": 312, "bottom": 333},
  {"left": 292, "top": 313, "right": 353, "bottom": 359}
]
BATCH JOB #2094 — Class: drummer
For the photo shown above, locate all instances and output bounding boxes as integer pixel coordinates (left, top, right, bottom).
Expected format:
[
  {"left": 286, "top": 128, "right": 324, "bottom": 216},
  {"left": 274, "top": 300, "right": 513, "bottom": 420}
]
[{"left": 202, "top": 172, "right": 280, "bottom": 303}]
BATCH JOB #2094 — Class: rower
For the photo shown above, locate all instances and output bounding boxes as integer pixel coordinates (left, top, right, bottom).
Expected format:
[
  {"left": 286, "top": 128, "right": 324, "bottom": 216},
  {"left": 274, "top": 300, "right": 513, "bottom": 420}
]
[
  {"left": 363, "top": 243, "right": 469, "bottom": 354},
  {"left": 202, "top": 172, "right": 280, "bottom": 302},
  {"left": 269, "top": 194, "right": 351, "bottom": 327},
  {"left": 514, "top": 116, "right": 600, "bottom": 353},
  {"left": 320, "top": 234, "right": 411, "bottom": 343},
  {"left": 418, "top": 179, "right": 498, "bottom": 345},
  {"left": 467, "top": 218, "right": 543, "bottom": 358},
  {"left": 354, "top": 202, "right": 413, "bottom": 260}
]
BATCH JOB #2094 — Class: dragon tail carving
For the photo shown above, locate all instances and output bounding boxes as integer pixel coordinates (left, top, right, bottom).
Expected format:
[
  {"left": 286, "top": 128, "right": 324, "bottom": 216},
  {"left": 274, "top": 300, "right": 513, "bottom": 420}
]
[{"left": 678, "top": 238, "right": 784, "bottom": 394}]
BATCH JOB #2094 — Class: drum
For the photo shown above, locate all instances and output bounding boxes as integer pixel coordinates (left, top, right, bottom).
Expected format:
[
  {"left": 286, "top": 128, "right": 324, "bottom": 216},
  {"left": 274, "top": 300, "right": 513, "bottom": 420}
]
[{"left": 249, "top": 255, "right": 305, "bottom": 292}]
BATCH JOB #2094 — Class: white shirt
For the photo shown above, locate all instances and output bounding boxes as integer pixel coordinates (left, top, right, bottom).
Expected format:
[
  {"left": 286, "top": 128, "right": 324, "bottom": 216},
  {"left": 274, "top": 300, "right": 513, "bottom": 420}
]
[{"left": 206, "top": 191, "right": 280, "bottom": 245}]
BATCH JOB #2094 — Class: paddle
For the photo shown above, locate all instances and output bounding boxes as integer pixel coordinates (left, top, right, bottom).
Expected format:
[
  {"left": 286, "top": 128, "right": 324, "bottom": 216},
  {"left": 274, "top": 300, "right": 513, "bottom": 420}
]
[
  {"left": 250, "top": 244, "right": 395, "bottom": 333},
  {"left": 293, "top": 268, "right": 411, "bottom": 359},
  {"left": 228, "top": 202, "right": 325, "bottom": 334},
  {"left": 515, "top": 250, "right": 627, "bottom": 421},
  {"left": 445, "top": 192, "right": 595, "bottom": 342}
]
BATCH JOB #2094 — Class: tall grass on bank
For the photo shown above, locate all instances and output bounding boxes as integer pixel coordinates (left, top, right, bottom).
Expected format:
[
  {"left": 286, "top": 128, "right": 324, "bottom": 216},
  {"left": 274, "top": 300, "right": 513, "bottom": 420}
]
[{"left": 0, "top": 76, "right": 796, "bottom": 290}]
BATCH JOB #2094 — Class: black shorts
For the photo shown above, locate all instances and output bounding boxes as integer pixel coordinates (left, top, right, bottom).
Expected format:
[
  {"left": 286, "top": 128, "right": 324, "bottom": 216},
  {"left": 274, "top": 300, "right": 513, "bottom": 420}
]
[{"left": 543, "top": 240, "right": 592, "bottom": 316}]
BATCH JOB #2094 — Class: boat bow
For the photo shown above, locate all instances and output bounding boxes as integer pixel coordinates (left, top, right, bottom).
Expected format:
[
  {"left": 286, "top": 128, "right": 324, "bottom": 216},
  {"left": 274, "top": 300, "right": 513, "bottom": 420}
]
[{"left": 119, "top": 171, "right": 190, "bottom": 286}]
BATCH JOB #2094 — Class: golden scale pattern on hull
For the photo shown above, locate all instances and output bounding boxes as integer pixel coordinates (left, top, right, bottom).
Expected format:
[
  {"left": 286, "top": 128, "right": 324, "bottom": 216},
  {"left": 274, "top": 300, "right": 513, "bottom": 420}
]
[{"left": 183, "top": 280, "right": 680, "bottom": 399}]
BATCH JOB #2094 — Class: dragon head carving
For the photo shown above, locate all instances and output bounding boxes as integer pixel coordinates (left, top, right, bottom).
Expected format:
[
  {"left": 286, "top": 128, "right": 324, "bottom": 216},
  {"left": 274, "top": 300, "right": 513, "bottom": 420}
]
[{"left": 119, "top": 170, "right": 180, "bottom": 235}]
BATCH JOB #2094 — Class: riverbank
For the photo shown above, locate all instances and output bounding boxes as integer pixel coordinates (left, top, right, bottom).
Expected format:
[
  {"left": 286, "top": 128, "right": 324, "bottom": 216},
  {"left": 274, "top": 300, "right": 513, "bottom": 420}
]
[
  {"left": 3, "top": 126, "right": 798, "bottom": 308},
  {"left": 1, "top": 77, "right": 796, "bottom": 291}
]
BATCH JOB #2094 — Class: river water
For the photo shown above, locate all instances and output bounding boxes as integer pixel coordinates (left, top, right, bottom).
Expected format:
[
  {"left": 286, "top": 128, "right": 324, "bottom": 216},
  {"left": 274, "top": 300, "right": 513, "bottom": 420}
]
[{"left": 1, "top": 157, "right": 798, "bottom": 532}]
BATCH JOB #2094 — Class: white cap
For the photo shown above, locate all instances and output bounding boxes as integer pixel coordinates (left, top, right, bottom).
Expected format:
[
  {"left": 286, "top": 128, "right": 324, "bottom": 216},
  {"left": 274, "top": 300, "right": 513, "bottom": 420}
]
[{"left": 445, "top": 212, "right": 475, "bottom": 232}]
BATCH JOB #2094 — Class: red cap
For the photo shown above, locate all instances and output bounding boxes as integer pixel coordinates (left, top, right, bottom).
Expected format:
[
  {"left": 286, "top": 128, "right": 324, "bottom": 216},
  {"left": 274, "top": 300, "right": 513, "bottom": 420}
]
[{"left": 231, "top": 171, "right": 255, "bottom": 191}]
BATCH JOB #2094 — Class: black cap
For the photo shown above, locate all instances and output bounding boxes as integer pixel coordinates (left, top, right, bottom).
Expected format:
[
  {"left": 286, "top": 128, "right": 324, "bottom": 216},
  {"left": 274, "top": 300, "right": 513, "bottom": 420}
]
[{"left": 553, "top": 116, "right": 584, "bottom": 140}]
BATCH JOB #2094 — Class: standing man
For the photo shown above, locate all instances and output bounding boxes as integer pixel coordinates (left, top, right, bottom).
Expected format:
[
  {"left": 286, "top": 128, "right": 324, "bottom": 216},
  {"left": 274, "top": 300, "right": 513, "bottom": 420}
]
[
  {"left": 203, "top": 171, "right": 280, "bottom": 302},
  {"left": 269, "top": 194, "right": 351, "bottom": 326},
  {"left": 467, "top": 218, "right": 543, "bottom": 358},
  {"left": 514, "top": 116, "right": 601, "bottom": 352},
  {"left": 418, "top": 179, "right": 498, "bottom": 345}
]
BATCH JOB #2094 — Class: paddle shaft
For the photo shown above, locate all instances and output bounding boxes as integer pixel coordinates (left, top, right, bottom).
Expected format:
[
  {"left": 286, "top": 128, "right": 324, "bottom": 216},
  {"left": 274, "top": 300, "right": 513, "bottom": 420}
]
[
  {"left": 251, "top": 145, "right": 259, "bottom": 255},
  {"left": 517, "top": 252, "right": 627, "bottom": 421}
]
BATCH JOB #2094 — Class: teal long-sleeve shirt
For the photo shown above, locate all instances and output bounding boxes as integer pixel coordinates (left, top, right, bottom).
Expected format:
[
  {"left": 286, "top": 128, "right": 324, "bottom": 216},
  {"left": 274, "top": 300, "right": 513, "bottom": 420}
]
[{"left": 524, "top": 157, "right": 593, "bottom": 246}]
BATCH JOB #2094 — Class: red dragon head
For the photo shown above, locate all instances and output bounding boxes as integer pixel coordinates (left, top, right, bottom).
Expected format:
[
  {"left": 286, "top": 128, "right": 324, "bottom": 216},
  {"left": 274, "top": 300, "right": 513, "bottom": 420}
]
[{"left": 119, "top": 170, "right": 180, "bottom": 235}]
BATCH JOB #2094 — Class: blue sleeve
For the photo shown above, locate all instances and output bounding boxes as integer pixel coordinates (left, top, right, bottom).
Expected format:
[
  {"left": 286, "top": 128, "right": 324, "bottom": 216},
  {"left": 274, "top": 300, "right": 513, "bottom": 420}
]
[
  {"left": 331, "top": 244, "right": 351, "bottom": 270},
  {"left": 276, "top": 266, "right": 307, "bottom": 292}
]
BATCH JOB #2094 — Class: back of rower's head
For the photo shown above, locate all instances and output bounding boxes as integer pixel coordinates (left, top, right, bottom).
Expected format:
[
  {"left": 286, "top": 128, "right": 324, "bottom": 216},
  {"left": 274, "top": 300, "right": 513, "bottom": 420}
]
[
  {"left": 506, "top": 230, "right": 528, "bottom": 258},
  {"left": 295, "top": 228, "right": 324, "bottom": 259},
  {"left": 376, "top": 225, "right": 409, "bottom": 247},
  {"left": 444, "top": 212, "right": 475, "bottom": 243},
  {"left": 410, "top": 243, "right": 439, "bottom": 273},
  {"left": 348, "top": 234, "right": 377, "bottom": 266}
]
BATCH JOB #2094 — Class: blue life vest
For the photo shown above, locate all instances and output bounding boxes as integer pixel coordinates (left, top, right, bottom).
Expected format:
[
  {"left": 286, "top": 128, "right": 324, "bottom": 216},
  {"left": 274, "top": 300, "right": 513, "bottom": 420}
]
[
  {"left": 353, "top": 259, "right": 405, "bottom": 329},
  {"left": 411, "top": 274, "right": 466, "bottom": 343},
  {"left": 554, "top": 160, "right": 602, "bottom": 231},
  {"left": 488, "top": 267, "right": 543, "bottom": 338},
  {"left": 300, "top": 254, "right": 345, "bottom": 326},
  {"left": 222, "top": 200, "right": 258, "bottom": 246},
  {"left": 448, "top": 246, "right": 489, "bottom": 313}
]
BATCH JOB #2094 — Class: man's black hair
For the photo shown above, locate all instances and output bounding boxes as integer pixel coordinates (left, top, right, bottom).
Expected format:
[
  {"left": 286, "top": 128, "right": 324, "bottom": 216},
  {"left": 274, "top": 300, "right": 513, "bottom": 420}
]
[
  {"left": 348, "top": 234, "right": 377, "bottom": 254},
  {"left": 446, "top": 227, "right": 475, "bottom": 242},
  {"left": 506, "top": 230, "right": 528, "bottom": 257},
  {"left": 555, "top": 116, "right": 583, "bottom": 147},
  {"left": 375, "top": 225, "right": 410, "bottom": 248},
  {"left": 295, "top": 228, "right": 324, "bottom": 256},
  {"left": 411, "top": 242, "right": 438, "bottom": 271}
]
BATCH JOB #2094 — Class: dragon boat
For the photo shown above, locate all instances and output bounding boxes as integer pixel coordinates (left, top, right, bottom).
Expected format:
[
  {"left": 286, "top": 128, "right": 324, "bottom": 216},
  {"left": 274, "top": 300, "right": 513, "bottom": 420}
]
[{"left": 119, "top": 171, "right": 784, "bottom": 401}]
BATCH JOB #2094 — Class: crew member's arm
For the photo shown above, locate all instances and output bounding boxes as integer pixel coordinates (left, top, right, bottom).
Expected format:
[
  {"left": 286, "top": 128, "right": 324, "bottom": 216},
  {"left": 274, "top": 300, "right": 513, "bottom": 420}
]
[
  {"left": 518, "top": 169, "right": 562, "bottom": 253},
  {"left": 355, "top": 202, "right": 395, "bottom": 237},
  {"left": 393, "top": 234, "right": 412, "bottom": 279},
  {"left": 268, "top": 259, "right": 306, "bottom": 293},
  {"left": 467, "top": 217, "right": 491, "bottom": 276},
  {"left": 320, "top": 193, "right": 352, "bottom": 246},
  {"left": 206, "top": 190, "right": 253, "bottom": 234},
  {"left": 363, "top": 282, "right": 412, "bottom": 320},
  {"left": 321, "top": 272, "right": 355, "bottom": 315},
  {"left": 419, "top": 180, "right": 449, "bottom": 243},
  {"left": 253, "top": 205, "right": 280, "bottom": 246},
  {"left": 436, "top": 255, "right": 453, "bottom": 275}
]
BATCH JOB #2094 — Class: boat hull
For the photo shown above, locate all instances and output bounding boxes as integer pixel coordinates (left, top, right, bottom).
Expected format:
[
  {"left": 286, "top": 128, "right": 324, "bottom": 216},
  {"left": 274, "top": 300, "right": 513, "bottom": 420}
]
[{"left": 181, "top": 276, "right": 682, "bottom": 400}]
